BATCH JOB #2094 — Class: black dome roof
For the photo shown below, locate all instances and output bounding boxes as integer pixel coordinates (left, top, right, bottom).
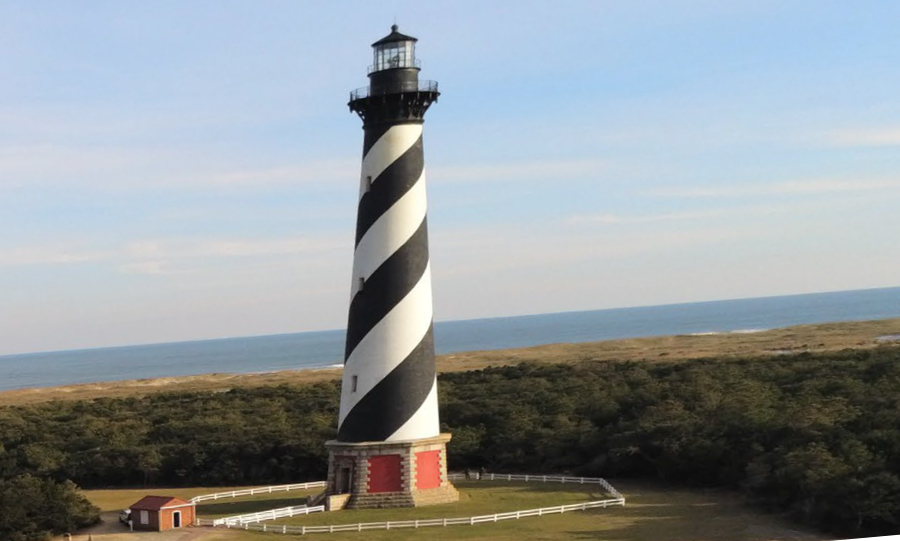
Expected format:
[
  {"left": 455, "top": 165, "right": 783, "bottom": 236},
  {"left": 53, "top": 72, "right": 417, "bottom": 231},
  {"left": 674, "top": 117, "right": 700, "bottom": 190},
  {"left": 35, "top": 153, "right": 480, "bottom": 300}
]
[{"left": 372, "top": 25, "right": 418, "bottom": 47}]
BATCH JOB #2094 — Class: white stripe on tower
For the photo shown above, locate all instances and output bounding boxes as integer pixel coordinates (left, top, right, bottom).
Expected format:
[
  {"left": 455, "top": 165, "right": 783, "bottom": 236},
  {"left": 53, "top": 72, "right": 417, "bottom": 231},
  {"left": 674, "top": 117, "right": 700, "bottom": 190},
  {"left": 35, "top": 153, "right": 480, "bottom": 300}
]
[
  {"left": 389, "top": 377, "right": 439, "bottom": 441},
  {"left": 350, "top": 173, "right": 426, "bottom": 298},
  {"left": 338, "top": 121, "right": 439, "bottom": 443},
  {"left": 358, "top": 125, "right": 422, "bottom": 200},
  {"left": 339, "top": 263, "right": 432, "bottom": 426}
]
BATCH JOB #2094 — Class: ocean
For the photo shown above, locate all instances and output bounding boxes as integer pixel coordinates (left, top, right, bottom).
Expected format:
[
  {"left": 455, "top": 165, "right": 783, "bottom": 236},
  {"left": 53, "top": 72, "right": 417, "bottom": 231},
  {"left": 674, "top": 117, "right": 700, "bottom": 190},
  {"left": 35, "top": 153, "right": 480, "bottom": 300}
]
[{"left": 2, "top": 286, "right": 899, "bottom": 392}]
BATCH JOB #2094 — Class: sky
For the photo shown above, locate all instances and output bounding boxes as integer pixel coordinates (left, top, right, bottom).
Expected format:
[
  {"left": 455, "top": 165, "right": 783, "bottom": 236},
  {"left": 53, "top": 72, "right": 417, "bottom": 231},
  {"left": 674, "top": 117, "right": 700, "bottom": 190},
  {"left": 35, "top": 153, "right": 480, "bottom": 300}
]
[{"left": 1, "top": 1, "right": 899, "bottom": 356}]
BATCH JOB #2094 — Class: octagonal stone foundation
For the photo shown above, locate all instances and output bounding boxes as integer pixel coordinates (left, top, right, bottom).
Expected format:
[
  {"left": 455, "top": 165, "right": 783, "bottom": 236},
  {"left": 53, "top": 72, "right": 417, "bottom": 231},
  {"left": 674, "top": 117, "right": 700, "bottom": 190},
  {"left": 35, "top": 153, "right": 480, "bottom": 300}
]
[{"left": 324, "top": 433, "right": 458, "bottom": 509}]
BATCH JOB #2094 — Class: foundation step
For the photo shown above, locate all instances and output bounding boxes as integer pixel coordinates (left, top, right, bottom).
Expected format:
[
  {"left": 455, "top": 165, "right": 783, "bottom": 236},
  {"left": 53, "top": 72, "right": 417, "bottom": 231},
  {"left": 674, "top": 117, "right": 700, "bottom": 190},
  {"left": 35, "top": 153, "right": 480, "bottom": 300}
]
[{"left": 346, "top": 492, "right": 416, "bottom": 509}]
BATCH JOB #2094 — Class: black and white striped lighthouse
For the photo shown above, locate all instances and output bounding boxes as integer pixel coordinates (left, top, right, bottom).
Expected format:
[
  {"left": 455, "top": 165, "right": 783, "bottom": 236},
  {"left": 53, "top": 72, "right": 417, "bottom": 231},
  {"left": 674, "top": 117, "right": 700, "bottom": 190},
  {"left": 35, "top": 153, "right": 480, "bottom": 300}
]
[{"left": 324, "top": 26, "right": 458, "bottom": 509}]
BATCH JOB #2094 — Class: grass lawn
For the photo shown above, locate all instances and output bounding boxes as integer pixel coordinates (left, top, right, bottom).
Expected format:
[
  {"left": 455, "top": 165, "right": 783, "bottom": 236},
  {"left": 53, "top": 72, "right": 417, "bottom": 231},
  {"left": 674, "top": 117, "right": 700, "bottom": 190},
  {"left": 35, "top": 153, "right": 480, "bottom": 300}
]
[
  {"left": 197, "top": 489, "right": 322, "bottom": 518},
  {"left": 211, "top": 480, "right": 829, "bottom": 541},
  {"left": 81, "top": 480, "right": 830, "bottom": 541},
  {"left": 270, "top": 480, "right": 610, "bottom": 528}
]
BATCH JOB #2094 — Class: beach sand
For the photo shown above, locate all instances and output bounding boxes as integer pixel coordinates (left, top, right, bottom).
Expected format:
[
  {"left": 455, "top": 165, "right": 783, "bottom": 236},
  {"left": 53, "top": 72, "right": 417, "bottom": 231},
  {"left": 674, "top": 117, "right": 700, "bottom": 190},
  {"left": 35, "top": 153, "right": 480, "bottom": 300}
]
[{"left": 3, "top": 317, "right": 899, "bottom": 406}]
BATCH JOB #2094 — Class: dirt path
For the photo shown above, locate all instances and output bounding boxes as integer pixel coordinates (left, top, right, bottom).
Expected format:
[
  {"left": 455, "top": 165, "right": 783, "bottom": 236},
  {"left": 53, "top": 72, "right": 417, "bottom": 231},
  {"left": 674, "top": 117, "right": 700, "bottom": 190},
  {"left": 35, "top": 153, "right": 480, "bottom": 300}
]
[{"left": 60, "top": 513, "right": 235, "bottom": 541}]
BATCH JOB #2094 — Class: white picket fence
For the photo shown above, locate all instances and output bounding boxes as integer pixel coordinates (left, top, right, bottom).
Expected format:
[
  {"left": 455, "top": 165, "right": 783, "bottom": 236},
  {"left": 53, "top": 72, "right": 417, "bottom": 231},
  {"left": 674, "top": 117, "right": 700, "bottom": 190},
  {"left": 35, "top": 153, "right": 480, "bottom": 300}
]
[
  {"left": 195, "top": 474, "right": 624, "bottom": 535},
  {"left": 208, "top": 504, "right": 325, "bottom": 526},
  {"left": 199, "top": 497, "right": 623, "bottom": 534},
  {"left": 191, "top": 481, "right": 327, "bottom": 503},
  {"left": 447, "top": 472, "right": 624, "bottom": 498}
]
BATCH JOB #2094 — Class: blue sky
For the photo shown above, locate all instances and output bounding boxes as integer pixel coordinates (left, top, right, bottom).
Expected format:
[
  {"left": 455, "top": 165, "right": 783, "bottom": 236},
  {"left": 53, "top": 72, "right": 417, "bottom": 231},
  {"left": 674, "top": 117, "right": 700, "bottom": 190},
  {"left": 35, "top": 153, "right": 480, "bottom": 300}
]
[{"left": 1, "top": 1, "right": 899, "bottom": 355}]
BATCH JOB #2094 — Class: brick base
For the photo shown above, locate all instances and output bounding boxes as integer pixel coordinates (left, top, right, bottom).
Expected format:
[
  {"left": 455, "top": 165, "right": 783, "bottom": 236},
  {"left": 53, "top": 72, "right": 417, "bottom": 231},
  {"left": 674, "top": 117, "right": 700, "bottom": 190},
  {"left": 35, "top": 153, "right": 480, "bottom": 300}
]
[{"left": 324, "top": 434, "right": 458, "bottom": 509}]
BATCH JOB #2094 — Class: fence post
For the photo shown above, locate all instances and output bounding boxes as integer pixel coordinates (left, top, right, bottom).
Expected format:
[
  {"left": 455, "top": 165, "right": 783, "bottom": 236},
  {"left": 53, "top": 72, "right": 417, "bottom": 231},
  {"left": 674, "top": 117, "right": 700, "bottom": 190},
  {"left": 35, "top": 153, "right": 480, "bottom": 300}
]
[{"left": 283, "top": 525, "right": 287, "bottom": 534}]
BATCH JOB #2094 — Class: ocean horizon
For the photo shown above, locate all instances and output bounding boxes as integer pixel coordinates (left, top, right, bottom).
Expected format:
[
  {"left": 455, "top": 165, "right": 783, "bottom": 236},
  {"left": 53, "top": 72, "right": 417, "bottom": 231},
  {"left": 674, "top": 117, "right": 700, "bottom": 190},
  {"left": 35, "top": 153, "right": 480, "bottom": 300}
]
[{"left": 2, "top": 286, "right": 899, "bottom": 392}]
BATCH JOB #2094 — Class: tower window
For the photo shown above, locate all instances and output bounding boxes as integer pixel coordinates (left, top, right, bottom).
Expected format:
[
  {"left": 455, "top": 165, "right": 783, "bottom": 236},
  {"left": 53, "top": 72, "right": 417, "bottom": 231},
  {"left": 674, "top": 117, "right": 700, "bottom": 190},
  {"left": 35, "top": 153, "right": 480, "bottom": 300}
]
[
  {"left": 364, "top": 175, "right": 372, "bottom": 192},
  {"left": 358, "top": 277, "right": 365, "bottom": 291},
  {"left": 351, "top": 375, "right": 358, "bottom": 392}
]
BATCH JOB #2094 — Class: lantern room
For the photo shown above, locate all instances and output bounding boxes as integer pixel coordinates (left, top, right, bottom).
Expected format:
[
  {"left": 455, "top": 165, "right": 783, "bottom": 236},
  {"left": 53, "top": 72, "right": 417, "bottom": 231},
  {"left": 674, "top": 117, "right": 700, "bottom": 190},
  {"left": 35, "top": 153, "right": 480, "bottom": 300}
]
[{"left": 371, "top": 25, "right": 419, "bottom": 73}]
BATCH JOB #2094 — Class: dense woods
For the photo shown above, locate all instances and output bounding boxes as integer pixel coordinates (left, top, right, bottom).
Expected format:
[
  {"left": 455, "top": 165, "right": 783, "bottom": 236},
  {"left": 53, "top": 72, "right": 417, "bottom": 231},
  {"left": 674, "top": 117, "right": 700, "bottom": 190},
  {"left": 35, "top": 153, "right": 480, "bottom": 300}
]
[
  {"left": 0, "top": 475, "right": 98, "bottom": 541},
  {"left": 2, "top": 346, "right": 899, "bottom": 537}
]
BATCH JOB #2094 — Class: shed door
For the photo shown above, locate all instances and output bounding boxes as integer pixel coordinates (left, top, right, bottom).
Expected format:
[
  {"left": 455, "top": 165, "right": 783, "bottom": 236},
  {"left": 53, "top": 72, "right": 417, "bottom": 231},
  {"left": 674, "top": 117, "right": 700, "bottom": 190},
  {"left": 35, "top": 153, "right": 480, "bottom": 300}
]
[
  {"left": 140, "top": 510, "right": 149, "bottom": 525},
  {"left": 173, "top": 510, "right": 181, "bottom": 528}
]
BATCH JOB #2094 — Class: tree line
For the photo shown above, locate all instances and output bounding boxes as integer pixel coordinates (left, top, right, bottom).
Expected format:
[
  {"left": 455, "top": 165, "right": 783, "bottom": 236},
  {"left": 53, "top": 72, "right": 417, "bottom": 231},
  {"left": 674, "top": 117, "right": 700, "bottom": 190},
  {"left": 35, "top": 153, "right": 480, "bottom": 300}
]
[{"left": 1, "top": 346, "right": 899, "bottom": 538}]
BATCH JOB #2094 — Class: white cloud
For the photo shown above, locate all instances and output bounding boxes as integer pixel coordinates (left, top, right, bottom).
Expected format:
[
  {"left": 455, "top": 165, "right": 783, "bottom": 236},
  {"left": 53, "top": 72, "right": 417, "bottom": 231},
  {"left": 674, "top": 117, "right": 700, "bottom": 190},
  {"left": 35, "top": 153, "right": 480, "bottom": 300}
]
[
  {"left": 0, "top": 145, "right": 160, "bottom": 183},
  {"left": 0, "top": 143, "right": 355, "bottom": 190},
  {"left": 429, "top": 158, "right": 608, "bottom": 184},
  {"left": 645, "top": 178, "right": 900, "bottom": 198},
  {"left": 0, "top": 246, "right": 107, "bottom": 267},
  {"left": 0, "top": 233, "right": 347, "bottom": 270},
  {"left": 117, "top": 261, "right": 180, "bottom": 276},
  {"left": 123, "top": 235, "right": 345, "bottom": 260},
  {"left": 823, "top": 127, "right": 900, "bottom": 147},
  {"left": 568, "top": 208, "right": 729, "bottom": 225},
  {"left": 186, "top": 161, "right": 356, "bottom": 188}
]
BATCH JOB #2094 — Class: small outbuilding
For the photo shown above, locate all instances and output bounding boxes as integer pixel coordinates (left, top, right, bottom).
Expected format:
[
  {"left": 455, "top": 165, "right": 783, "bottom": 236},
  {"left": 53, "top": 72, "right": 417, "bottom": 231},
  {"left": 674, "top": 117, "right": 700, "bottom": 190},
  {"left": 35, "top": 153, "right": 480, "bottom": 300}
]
[{"left": 127, "top": 495, "right": 195, "bottom": 531}]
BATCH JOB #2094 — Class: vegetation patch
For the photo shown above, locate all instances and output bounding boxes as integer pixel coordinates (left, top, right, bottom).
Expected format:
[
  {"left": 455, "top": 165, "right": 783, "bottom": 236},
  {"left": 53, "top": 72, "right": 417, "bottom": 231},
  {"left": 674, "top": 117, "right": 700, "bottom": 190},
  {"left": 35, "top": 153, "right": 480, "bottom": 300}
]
[{"left": 4, "top": 343, "right": 900, "bottom": 537}]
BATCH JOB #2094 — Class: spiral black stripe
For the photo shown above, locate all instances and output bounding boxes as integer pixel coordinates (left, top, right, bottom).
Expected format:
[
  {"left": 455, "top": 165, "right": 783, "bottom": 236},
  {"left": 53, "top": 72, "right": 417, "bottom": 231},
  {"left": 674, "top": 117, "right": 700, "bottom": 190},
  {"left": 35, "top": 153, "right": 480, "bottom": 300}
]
[
  {"left": 339, "top": 73, "right": 439, "bottom": 444},
  {"left": 355, "top": 136, "right": 424, "bottom": 246},
  {"left": 362, "top": 124, "right": 391, "bottom": 157},
  {"left": 344, "top": 218, "right": 429, "bottom": 360},
  {"left": 337, "top": 325, "right": 435, "bottom": 442}
]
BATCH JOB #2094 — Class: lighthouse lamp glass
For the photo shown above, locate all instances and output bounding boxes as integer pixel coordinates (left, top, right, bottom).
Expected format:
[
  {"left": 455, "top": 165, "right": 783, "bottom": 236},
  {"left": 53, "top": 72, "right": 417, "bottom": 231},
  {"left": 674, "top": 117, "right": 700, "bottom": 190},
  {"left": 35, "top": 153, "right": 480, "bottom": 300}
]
[{"left": 373, "top": 41, "right": 415, "bottom": 72}]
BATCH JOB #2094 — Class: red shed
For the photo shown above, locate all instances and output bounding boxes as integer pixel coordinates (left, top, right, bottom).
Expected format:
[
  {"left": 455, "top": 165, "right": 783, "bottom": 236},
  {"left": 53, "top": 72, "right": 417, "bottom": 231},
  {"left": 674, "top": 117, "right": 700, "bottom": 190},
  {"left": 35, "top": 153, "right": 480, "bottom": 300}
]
[{"left": 128, "top": 495, "right": 195, "bottom": 531}]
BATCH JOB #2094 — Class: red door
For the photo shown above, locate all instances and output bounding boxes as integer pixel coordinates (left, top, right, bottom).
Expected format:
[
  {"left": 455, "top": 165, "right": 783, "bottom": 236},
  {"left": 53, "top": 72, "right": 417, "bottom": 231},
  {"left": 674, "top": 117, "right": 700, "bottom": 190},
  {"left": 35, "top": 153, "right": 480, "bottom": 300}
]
[
  {"left": 368, "top": 455, "right": 402, "bottom": 492},
  {"left": 416, "top": 450, "right": 441, "bottom": 489}
]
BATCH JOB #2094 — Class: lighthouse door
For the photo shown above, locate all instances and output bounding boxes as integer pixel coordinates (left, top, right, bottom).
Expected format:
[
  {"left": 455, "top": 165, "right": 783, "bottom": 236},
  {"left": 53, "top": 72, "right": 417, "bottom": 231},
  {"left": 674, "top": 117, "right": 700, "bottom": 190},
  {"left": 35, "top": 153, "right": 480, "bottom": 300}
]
[{"left": 337, "top": 466, "right": 352, "bottom": 494}]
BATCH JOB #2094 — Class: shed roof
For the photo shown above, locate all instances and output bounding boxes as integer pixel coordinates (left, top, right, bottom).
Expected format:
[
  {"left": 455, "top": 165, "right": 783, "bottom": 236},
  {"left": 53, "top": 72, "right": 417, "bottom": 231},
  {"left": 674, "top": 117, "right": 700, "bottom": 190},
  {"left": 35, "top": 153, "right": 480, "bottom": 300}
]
[{"left": 129, "top": 495, "right": 190, "bottom": 510}]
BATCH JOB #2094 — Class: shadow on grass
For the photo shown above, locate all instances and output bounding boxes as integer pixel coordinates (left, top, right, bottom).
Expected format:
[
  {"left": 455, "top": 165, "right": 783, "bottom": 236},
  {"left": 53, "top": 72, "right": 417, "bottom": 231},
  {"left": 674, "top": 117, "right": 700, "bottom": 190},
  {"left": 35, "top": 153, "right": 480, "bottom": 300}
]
[
  {"left": 566, "top": 481, "right": 826, "bottom": 541},
  {"left": 197, "top": 496, "right": 309, "bottom": 517}
]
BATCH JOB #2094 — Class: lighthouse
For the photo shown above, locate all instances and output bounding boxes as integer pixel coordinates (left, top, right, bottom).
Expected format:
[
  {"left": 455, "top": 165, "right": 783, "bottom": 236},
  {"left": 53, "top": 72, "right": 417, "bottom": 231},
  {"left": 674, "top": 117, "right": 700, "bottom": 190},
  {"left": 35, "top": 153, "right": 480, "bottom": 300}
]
[{"left": 324, "top": 26, "right": 458, "bottom": 509}]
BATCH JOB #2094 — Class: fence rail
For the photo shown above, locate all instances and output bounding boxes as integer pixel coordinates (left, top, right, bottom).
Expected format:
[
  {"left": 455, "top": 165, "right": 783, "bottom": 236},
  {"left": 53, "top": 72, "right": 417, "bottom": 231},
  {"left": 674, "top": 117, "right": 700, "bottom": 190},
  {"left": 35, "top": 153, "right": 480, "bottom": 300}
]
[
  {"left": 199, "top": 497, "right": 624, "bottom": 534},
  {"left": 191, "top": 481, "right": 327, "bottom": 503},
  {"left": 196, "top": 473, "right": 624, "bottom": 535},
  {"left": 208, "top": 505, "right": 325, "bottom": 526},
  {"left": 446, "top": 473, "right": 624, "bottom": 499},
  {"left": 349, "top": 80, "right": 439, "bottom": 101}
]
